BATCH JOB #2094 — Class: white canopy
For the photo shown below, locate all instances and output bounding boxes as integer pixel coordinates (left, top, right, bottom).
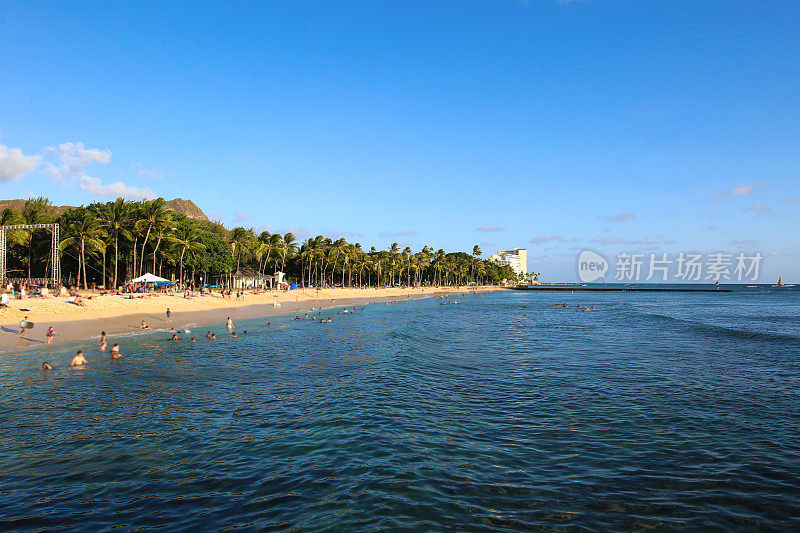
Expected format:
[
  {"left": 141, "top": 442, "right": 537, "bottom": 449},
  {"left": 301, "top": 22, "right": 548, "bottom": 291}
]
[{"left": 130, "top": 273, "right": 171, "bottom": 283}]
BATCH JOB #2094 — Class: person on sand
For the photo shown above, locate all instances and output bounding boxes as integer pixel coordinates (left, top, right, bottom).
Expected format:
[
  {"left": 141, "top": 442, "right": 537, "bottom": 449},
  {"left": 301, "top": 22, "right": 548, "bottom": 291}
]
[
  {"left": 41, "top": 362, "right": 52, "bottom": 370},
  {"left": 19, "top": 315, "right": 29, "bottom": 337},
  {"left": 100, "top": 331, "right": 107, "bottom": 351},
  {"left": 71, "top": 351, "right": 87, "bottom": 366},
  {"left": 110, "top": 344, "right": 121, "bottom": 358},
  {"left": 47, "top": 326, "right": 54, "bottom": 344},
  {"left": 166, "top": 307, "right": 171, "bottom": 323},
  {"left": 226, "top": 317, "right": 233, "bottom": 330},
  {"left": 141, "top": 321, "right": 150, "bottom": 330}
]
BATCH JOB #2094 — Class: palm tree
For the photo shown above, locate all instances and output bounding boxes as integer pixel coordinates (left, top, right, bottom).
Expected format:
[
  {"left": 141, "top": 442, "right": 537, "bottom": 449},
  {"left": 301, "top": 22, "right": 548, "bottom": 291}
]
[
  {"left": 99, "top": 198, "right": 132, "bottom": 288},
  {"left": 389, "top": 242, "right": 400, "bottom": 285},
  {"left": 20, "top": 197, "right": 57, "bottom": 278},
  {"left": 0, "top": 208, "right": 25, "bottom": 247},
  {"left": 280, "top": 232, "right": 296, "bottom": 273},
  {"left": 402, "top": 246, "right": 412, "bottom": 286},
  {"left": 472, "top": 244, "right": 482, "bottom": 280},
  {"left": 434, "top": 249, "right": 446, "bottom": 286},
  {"left": 169, "top": 223, "right": 206, "bottom": 284},
  {"left": 230, "top": 227, "right": 256, "bottom": 274},
  {"left": 60, "top": 213, "right": 107, "bottom": 290},
  {"left": 135, "top": 198, "right": 170, "bottom": 276},
  {"left": 150, "top": 215, "right": 174, "bottom": 276}
]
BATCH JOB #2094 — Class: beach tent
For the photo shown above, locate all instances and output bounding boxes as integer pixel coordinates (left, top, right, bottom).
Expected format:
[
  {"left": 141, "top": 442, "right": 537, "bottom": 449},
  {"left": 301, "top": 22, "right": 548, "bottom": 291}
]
[{"left": 130, "top": 273, "right": 172, "bottom": 284}]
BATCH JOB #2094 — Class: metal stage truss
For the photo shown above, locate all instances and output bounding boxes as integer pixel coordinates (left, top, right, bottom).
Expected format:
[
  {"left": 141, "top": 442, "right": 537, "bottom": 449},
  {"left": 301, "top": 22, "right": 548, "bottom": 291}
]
[{"left": 0, "top": 223, "right": 60, "bottom": 287}]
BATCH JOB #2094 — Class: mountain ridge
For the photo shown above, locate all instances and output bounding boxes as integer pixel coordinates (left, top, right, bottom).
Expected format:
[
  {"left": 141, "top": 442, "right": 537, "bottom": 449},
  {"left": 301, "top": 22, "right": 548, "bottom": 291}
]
[{"left": 0, "top": 198, "right": 210, "bottom": 222}]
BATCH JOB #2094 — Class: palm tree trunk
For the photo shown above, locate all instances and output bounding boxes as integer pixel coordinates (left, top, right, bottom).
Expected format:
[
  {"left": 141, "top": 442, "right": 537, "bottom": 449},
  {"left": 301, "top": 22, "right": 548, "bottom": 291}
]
[
  {"left": 139, "top": 226, "right": 151, "bottom": 275},
  {"left": 179, "top": 247, "right": 186, "bottom": 284},
  {"left": 113, "top": 232, "right": 119, "bottom": 288},
  {"left": 132, "top": 236, "right": 138, "bottom": 279},
  {"left": 81, "top": 238, "right": 88, "bottom": 290}
]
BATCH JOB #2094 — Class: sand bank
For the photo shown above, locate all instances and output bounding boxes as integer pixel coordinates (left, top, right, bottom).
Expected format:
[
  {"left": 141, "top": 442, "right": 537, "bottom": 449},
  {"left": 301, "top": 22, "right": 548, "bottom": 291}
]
[{"left": 1, "top": 286, "right": 503, "bottom": 351}]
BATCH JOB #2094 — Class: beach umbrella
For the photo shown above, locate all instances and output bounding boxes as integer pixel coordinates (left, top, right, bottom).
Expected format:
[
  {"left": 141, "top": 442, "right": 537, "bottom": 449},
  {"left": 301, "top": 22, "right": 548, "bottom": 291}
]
[{"left": 130, "top": 273, "right": 171, "bottom": 283}]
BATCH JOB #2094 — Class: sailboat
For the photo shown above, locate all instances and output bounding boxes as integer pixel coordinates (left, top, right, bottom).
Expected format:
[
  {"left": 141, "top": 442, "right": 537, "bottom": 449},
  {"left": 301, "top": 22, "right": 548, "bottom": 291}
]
[{"left": 773, "top": 276, "right": 795, "bottom": 288}]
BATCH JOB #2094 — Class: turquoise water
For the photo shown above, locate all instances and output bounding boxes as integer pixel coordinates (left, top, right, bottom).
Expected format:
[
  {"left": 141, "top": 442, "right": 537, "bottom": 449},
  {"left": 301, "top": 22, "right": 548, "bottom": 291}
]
[{"left": 1, "top": 287, "right": 799, "bottom": 530}]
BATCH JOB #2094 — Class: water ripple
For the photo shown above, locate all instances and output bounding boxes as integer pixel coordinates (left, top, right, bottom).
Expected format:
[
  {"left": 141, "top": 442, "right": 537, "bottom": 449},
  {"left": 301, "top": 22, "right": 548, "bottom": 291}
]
[{"left": 1, "top": 289, "right": 799, "bottom": 530}]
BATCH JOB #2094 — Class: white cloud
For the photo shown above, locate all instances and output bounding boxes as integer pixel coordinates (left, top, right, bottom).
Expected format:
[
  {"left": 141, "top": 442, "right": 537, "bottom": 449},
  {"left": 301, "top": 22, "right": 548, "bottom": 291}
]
[
  {"left": 78, "top": 176, "right": 155, "bottom": 199},
  {"left": 379, "top": 230, "right": 418, "bottom": 238},
  {"left": 599, "top": 212, "right": 637, "bottom": 222},
  {"left": 530, "top": 234, "right": 564, "bottom": 244},
  {"left": 744, "top": 204, "right": 771, "bottom": 216},
  {"left": 713, "top": 182, "right": 765, "bottom": 199},
  {"left": 274, "top": 227, "right": 310, "bottom": 239},
  {"left": 786, "top": 196, "right": 798, "bottom": 206},
  {"left": 0, "top": 144, "right": 41, "bottom": 182},
  {"left": 727, "top": 182, "right": 763, "bottom": 196},
  {"left": 728, "top": 239, "right": 757, "bottom": 250},
  {"left": 46, "top": 141, "right": 112, "bottom": 182},
  {"left": 476, "top": 225, "right": 505, "bottom": 233},
  {"left": 138, "top": 169, "right": 164, "bottom": 180},
  {"left": 233, "top": 212, "right": 251, "bottom": 223},
  {"left": 589, "top": 235, "right": 676, "bottom": 246}
]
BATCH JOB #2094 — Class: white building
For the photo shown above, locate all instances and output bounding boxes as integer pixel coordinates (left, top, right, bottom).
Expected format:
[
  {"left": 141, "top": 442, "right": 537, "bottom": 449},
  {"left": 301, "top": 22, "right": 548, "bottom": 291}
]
[{"left": 490, "top": 247, "right": 527, "bottom": 278}]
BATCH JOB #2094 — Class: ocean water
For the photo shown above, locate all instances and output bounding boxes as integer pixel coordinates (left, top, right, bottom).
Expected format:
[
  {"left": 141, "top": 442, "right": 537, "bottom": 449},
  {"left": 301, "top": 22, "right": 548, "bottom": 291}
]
[{"left": 1, "top": 286, "right": 799, "bottom": 531}]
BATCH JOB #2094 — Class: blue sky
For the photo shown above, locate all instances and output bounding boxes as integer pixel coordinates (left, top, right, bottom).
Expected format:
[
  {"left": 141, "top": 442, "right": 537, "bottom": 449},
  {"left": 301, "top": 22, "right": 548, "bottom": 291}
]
[{"left": 1, "top": 1, "right": 798, "bottom": 282}]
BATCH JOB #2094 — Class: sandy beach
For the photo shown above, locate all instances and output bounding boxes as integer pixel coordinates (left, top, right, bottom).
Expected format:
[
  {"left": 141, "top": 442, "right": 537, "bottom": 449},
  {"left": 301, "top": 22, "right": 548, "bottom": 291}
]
[{"left": 1, "top": 286, "right": 504, "bottom": 350}]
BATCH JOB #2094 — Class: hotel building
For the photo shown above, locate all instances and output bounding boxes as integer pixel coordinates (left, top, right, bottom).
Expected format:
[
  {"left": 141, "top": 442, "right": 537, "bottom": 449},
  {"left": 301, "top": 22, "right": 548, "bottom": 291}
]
[{"left": 490, "top": 247, "right": 527, "bottom": 277}]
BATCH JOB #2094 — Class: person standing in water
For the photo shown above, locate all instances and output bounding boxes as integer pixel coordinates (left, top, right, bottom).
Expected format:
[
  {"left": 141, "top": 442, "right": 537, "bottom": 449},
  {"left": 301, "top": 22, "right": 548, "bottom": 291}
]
[
  {"left": 226, "top": 317, "right": 234, "bottom": 330},
  {"left": 47, "top": 326, "right": 54, "bottom": 344},
  {"left": 110, "top": 344, "right": 121, "bottom": 358},
  {"left": 100, "top": 331, "right": 107, "bottom": 351},
  {"left": 71, "top": 351, "right": 87, "bottom": 366}
]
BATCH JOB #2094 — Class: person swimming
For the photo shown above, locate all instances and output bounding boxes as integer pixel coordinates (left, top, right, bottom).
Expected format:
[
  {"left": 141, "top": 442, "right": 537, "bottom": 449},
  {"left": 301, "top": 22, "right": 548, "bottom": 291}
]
[
  {"left": 205, "top": 331, "right": 212, "bottom": 338},
  {"left": 231, "top": 332, "right": 237, "bottom": 338},
  {"left": 266, "top": 322, "right": 271, "bottom": 327},
  {"left": 190, "top": 337, "right": 196, "bottom": 342},
  {"left": 170, "top": 327, "right": 176, "bottom": 333},
  {"left": 71, "top": 351, "right": 87, "bottom": 366},
  {"left": 211, "top": 333, "right": 217, "bottom": 339},
  {"left": 171, "top": 334, "right": 180, "bottom": 341},
  {"left": 242, "top": 330, "right": 247, "bottom": 335},
  {"left": 41, "top": 362, "right": 52, "bottom": 370},
  {"left": 110, "top": 344, "right": 121, "bottom": 358}
]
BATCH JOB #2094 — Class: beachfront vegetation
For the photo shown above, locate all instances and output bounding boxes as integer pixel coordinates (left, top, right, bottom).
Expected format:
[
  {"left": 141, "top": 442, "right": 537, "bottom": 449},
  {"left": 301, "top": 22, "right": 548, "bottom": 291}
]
[{"left": 1, "top": 197, "right": 519, "bottom": 288}]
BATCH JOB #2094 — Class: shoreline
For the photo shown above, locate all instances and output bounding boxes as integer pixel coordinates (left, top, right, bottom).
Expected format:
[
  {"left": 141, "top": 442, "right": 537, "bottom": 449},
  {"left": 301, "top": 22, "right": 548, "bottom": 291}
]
[{"left": 1, "top": 286, "right": 503, "bottom": 351}]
